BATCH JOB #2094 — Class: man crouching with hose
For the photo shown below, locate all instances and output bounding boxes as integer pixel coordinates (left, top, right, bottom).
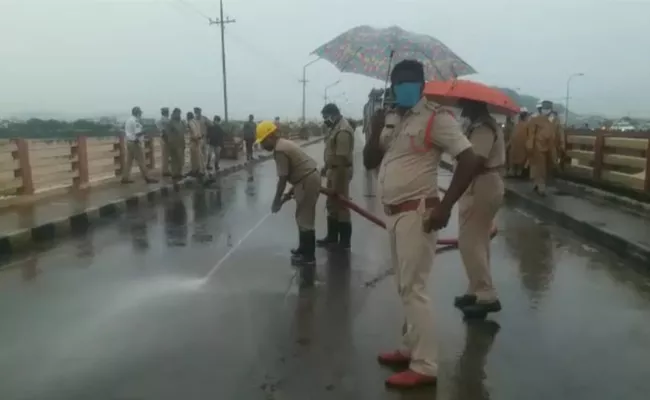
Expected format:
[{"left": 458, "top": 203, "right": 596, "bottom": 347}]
[
  {"left": 256, "top": 121, "right": 321, "bottom": 267},
  {"left": 363, "top": 59, "right": 478, "bottom": 389}
]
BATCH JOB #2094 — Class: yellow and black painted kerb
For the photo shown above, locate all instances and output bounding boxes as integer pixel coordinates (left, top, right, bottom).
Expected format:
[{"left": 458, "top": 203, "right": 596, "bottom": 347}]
[{"left": 0, "top": 137, "right": 324, "bottom": 260}]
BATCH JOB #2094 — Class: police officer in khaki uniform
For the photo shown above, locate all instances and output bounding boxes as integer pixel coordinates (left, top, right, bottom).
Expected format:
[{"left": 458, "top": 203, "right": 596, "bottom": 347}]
[
  {"left": 526, "top": 100, "right": 558, "bottom": 195},
  {"left": 317, "top": 103, "right": 354, "bottom": 250},
  {"left": 167, "top": 108, "right": 186, "bottom": 181},
  {"left": 257, "top": 121, "right": 321, "bottom": 267},
  {"left": 156, "top": 107, "right": 171, "bottom": 177},
  {"left": 508, "top": 109, "right": 530, "bottom": 177},
  {"left": 363, "top": 60, "right": 479, "bottom": 389},
  {"left": 453, "top": 99, "right": 505, "bottom": 318},
  {"left": 187, "top": 111, "right": 205, "bottom": 178},
  {"left": 193, "top": 107, "right": 212, "bottom": 170},
  {"left": 549, "top": 110, "right": 565, "bottom": 168}
]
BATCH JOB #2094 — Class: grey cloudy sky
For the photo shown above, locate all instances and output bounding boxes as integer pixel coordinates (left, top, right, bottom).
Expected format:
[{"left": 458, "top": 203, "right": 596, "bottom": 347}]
[{"left": 1, "top": 0, "right": 649, "bottom": 121}]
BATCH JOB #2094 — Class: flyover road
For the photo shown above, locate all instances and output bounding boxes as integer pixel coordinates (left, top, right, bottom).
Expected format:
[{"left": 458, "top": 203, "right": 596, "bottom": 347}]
[{"left": 1, "top": 140, "right": 650, "bottom": 400}]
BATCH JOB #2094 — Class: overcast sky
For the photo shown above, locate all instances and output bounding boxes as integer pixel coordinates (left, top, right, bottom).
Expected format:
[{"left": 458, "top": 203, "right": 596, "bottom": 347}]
[{"left": 1, "top": 0, "right": 649, "bottom": 120}]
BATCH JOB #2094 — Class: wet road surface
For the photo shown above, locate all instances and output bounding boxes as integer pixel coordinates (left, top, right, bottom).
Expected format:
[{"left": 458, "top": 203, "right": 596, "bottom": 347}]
[{"left": 2, "top": 140, "right": 650, "bottom": 400}]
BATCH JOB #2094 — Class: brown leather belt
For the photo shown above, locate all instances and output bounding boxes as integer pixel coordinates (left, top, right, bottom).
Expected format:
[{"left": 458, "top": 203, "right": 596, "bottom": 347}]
[
  {"left": 291, "top": 168, "right": 318, "bottom": 185},
  {"left": 384, "top": 197, "right": 440, "bottom": 216}
]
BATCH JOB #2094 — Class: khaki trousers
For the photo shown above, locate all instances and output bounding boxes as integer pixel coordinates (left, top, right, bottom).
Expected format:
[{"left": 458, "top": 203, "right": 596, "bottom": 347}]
[
  {"left": 458, "top": 172, "right": 503, "bottom": 302},
  {"left": 294, "top": 172, "right": 320, "bottom": 231},
  {"left": 122, "top": 140, "right": 149, "bottom": 180},
  {"left": 326, "top": 167, "right": 352, "bottom": 222},
  {"left": 202, "top": 142, "right": 209, "bottom": 166},
  {"left": 168, "top": 135, "right": 185, "bottom": 177},
  {"left": 530, "top": 150, "right": 553, "bottom": 193},
  {"left": 206, "top": 145, "right": 221, "bottom": 168},
  {"left": 190, "top": 139, "right": 205, "bottom": 174},
  {"left": 161, "top": 138, "right": 170, "bottom": 175},
  {"left": 386, "top": 208, "right": 438, "bottom": 376}
]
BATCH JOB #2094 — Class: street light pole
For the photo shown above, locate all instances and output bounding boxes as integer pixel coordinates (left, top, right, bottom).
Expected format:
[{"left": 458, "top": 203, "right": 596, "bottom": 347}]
[
  {"left": 300, "top": 58, "right": 319, "bottom": 126},
  {"left": 323, "top": 80, "right": 341, "bottom": 104},
  {"left": 564, "top": 73, "right": 584, "bottom": 127}
]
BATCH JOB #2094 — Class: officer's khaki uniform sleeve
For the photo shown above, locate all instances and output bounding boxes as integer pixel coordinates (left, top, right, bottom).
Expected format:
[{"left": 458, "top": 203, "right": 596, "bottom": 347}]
[
  {"left": 469, "top": 126, "right": 495, "bottom": 159},
  {"left": 274, "top": 151, "right": 290, "bottom": 178},
  {"left": 334, "top": 130, "right": 352, "bottom": 158},
  {"left": 431, "top": 112, "right": 472, "bottom": 157}
]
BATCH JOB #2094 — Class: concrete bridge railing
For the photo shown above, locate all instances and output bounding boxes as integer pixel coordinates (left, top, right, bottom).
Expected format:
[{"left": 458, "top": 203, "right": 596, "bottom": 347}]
[
  {"left": 562, "top": 130, "right": 649, "bottom": 198},
  {"left": 0, "top": 130, "right": 308, "bottom": 204}
]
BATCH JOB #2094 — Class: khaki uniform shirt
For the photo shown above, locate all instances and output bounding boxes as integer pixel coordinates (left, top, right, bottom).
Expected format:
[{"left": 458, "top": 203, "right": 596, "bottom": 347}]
[
  {"left": 188, "top": 119, "right": 203, "bottom": 140},
  {"left": 526, "top": 115, "right": 556, "bottom": 153},
  {"left": 167, "top": 120, "right": 186, "bottom": 138},
  {"left": 324, "top": 117, "right": 354, "bottom": 169},
  {"left": 274, "top": 138, "right": 318, "bottom": 185},
  {"left": 509, "top": 120, "right": 529, "bottom": 165},
  {"left": 378, "top": 98, "right": 472, "bottom": 205},
  {"left": 466, "top": 116, "right": 506, "bottom": 171},
  {"left": 196, "top": 115, "right": 211, "bottom": 137},
  {"left": 550, "top": 118, "right": 565, "bottom": 153}
]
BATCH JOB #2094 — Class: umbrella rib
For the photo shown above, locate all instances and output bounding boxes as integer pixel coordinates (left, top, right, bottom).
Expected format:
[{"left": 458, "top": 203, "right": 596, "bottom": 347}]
[{"left": 338, "top": 46, "right": 363, "bottom": 72}]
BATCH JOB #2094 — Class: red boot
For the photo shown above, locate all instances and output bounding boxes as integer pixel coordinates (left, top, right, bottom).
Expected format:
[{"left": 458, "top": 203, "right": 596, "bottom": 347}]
[
  {"left": 385, "top": 369, "right": 437, "bottom": 388},
  {"left": 377, "top": 350, "right": 410, "bottom": 366}
]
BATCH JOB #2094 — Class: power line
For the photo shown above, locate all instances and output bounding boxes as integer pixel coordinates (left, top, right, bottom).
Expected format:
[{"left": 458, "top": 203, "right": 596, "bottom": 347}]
[
  {"left": 226, "top": 32, "right": 301, "bottom": 82},
  {"left": 173, "top": 0, "right": 210, "bottom": 20}
]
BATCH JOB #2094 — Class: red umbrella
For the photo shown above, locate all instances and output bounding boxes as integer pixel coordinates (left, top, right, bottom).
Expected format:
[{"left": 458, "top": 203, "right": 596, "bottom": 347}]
[{"left": 424, "top": 80, "right": 519, "bottom": 115}]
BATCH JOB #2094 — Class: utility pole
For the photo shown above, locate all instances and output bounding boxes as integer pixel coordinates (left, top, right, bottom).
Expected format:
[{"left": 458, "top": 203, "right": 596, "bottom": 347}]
[{"left": 209, "top": 0, "right": 235, "bottom": 122}]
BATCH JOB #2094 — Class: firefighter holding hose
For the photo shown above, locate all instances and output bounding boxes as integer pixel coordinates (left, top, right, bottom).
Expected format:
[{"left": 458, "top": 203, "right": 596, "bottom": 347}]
[
  {"left": 363, "top": 59, "right": 478, "bottom": 389},
  {"left": 256, "top": 121, "right": 321, "bottom": 267},
  {"left": 317, "top": 103, "right": 354, "bottom": 250}
]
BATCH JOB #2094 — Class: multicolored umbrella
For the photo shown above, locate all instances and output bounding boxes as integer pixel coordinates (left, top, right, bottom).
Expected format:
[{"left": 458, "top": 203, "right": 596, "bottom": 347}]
[
  {"left": 311, "top": 25, "right": 476, "bottom": 82},
  {"left": 424, "top": 80, "right": 519, "bottom": 115}
]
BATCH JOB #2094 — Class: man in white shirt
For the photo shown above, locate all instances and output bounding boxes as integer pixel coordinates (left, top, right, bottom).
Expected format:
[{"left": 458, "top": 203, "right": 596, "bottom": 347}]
[{"left": 122, "top": 106, "right": 157, "bottom": 184}]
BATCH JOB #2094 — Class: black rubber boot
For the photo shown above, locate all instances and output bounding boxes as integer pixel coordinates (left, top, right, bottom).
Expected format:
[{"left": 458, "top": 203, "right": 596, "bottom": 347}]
[
  {"left": 291, "top": 232, "right": 304, "bottom": 256},
  {"left": 298, "top": 230, "right": 316, "bottom": 288},
  {"left": 292, "top": 231, "right": 315, "bottom": 266},
  {"left": 338, "top": 222, "right": 352, "bottom": 250},
  {"left": 316, "top": 217, "right": 338, "bottom": 247},
  {"left": 302, "top": 230, "right": 316, "bottom": 264}
]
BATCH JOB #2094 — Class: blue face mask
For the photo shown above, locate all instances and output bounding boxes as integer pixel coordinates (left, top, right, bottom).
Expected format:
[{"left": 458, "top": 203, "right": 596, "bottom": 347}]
[{"left": 393, "top": 82, "right": 422, "bottom": 108}]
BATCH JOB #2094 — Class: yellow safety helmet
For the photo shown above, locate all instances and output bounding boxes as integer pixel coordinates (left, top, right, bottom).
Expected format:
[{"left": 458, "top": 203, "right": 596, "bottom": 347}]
[{"left": 255, "top": 120, "right": 278, "bottom": 144}]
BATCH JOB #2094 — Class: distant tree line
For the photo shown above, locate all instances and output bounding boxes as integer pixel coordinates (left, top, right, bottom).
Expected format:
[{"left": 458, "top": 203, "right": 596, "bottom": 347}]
[
  {"left": 0, "top": 117, "right": 364, "bottom": 140},
  {"left": 0, "top": 118, "right": 119, "bottom": 139}
]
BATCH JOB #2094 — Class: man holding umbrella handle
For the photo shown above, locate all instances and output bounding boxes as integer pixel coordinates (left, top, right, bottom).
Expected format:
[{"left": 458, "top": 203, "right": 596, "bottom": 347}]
[{"left": 363, "top": 59, "right": 478, "bottom": 389}]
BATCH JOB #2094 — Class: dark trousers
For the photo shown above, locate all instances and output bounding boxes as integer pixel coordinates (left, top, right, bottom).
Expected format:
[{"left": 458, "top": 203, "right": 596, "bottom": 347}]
[{"left": 245, "top": 138, "right": 254, "bottom": 160}]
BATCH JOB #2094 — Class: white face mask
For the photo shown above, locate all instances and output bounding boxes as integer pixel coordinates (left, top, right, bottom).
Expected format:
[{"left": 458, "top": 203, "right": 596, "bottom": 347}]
[{"left": 541, "top": 108, "right": 552, "bottom": 116}]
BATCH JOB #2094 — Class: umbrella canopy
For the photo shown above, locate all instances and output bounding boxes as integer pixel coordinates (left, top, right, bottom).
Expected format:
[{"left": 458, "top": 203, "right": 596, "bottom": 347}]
[
  {"left": 311, "top": 25, "right": 476, "bottom": 82},
  {"left": 424, "top": 80, "right": 520, "bottom": 115}
]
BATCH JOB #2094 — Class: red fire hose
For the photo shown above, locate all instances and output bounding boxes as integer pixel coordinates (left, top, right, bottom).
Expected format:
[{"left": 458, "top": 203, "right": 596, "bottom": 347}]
[{"left": 318, "top": 187, "right": 498, "bottom": 246}]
